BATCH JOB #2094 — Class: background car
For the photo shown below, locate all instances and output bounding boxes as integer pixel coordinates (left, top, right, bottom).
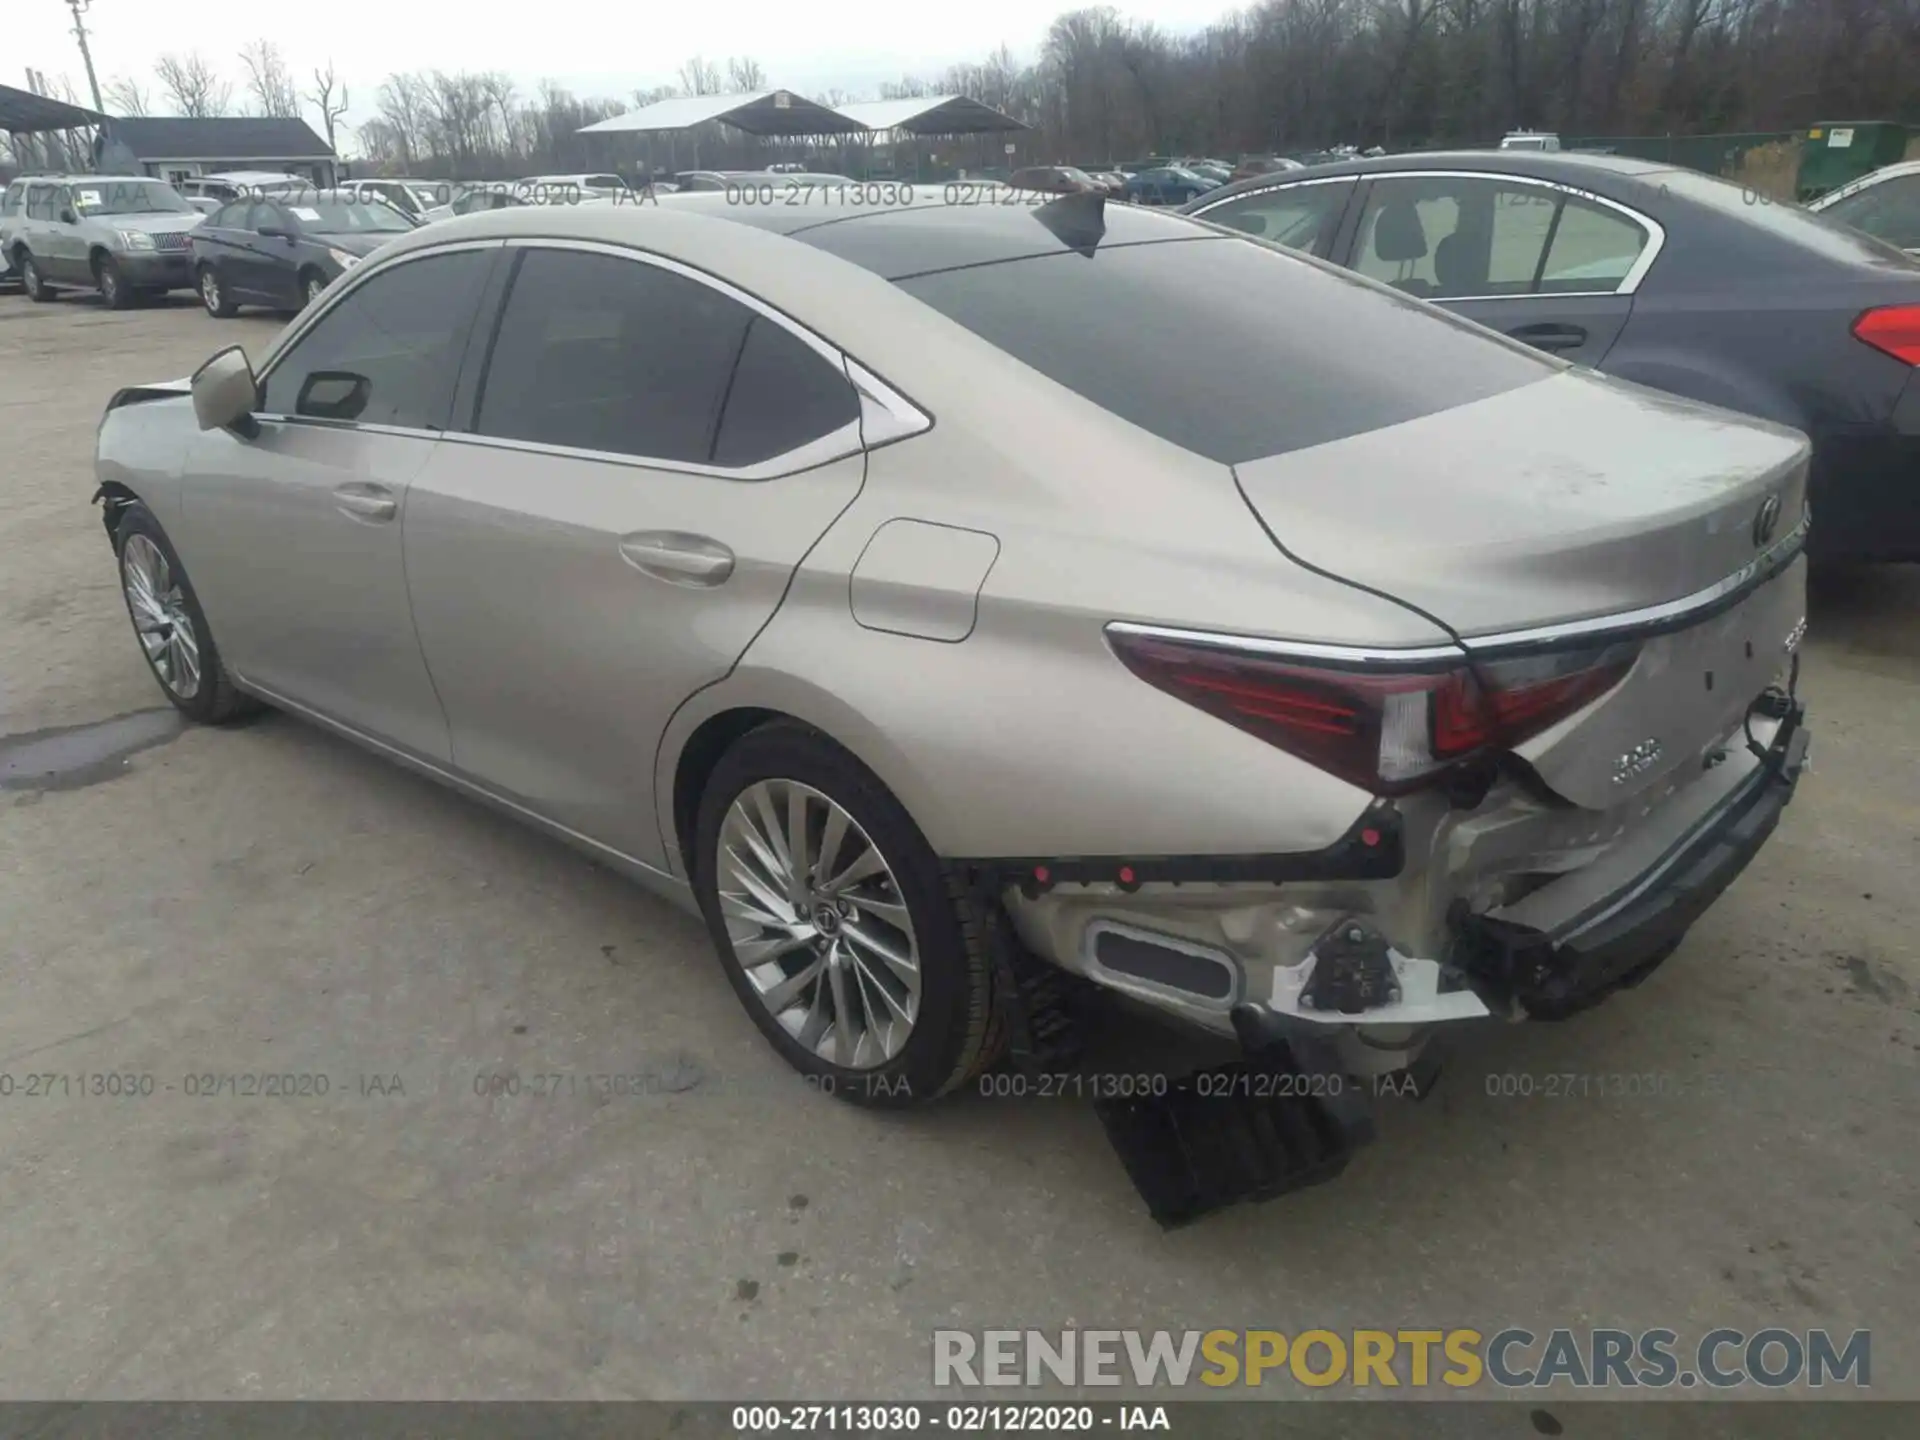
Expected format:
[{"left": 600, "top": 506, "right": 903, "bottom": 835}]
[
  {"left": 518, "top": 173, "right": 632, "bottom": 201},
  {"left": 1008, "top": 166, "right": 1101, "bottom": 195},
  {"left": 1231, "top": 155, "right": 1306, "bottom": 182},
  {"left": 1121, "top": 166, "right": 1217, "bottom": 205},
  {"left": 1183, "top": 149, "right": 1920, "bottom": 560},
  {"left": 0, "top": 177, "right": 25, "bottom": 289},
  {"left": 422, "top": 187, "right": 531, "bottom": 223},
  {"left": 1809, "top": 159, "right": 1920, "bottom": 255},
  {"left": 340, "top": 178, "right": 450, "bottom": 221},
  {"left": 7, "top": 175, "right": 202, "bottom": 307},
  {"left": 190, "top": 190, "right": 417, "bottom": 316},
  {"left": 178, "top": 172, "right": 308, "bottom": 208}
]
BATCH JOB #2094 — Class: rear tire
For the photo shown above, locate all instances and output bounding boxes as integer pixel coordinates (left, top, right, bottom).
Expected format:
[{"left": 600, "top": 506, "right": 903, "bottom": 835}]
[
  {"left": 693, "top": 721, "right": 1001, "bottom": 1107},
  {"left": 198, "top": 265, "right": 238, "bottom": 318},
  {"left": 20, "top": 253, "right": 55, "bottom": 302},
  {"left": 113, "top": 503, "right": 259, "bottom": 725}
]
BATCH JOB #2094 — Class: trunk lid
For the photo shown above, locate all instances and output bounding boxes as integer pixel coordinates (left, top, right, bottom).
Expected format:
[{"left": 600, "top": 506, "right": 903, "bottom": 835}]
[
  {"left": 1234, "top": 368, "right": 1809, "bottom": 638},
  {"left": 1234, "top": 369, "right": 1811, "bottom": 808}
]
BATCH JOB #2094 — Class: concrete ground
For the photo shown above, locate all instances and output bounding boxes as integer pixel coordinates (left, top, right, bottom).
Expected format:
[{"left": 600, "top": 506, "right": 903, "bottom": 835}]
[{"left": 1, "top": 290, "right": 1916, "bottom": 1409}]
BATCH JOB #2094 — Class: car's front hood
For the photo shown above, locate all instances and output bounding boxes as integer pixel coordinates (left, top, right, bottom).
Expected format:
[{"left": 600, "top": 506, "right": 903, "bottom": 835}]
[
  {"left": 314, "top": 231, "right": 403, "bottom": 257},
  {"left": 100, "top": 212, "right": 203, "bottom": 238},
  {"left": 1233, "top": 369, "right": 1810, "bottom": 639}
]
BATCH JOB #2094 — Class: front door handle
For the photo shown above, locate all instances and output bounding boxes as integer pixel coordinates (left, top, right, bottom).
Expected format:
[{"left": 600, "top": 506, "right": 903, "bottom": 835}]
[
  {"left": 333, "top": 483, "right": 397, "bottom": 523},
  {"left": 619, "top": 532, "right": 736, "bottom": 587},
  {"left": 1508, "top": 322, "right": 1589, "bottom": 353}
]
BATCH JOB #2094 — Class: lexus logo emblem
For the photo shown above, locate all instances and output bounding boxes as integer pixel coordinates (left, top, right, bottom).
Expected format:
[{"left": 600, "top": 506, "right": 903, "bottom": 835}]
[{"left": 1753, "top": 494, "right": 1782, "bottom": 548}]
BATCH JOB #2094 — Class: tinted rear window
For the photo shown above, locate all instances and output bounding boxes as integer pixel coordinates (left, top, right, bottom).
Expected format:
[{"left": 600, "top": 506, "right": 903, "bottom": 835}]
[{"left": 893, "top": 236, "right": 1556, "bottom": 464}]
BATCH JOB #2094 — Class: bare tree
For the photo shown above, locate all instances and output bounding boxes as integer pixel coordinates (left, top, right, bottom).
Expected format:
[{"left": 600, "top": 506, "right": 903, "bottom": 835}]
[
  {"left": 726, "top": 57, "right": 768, "bottom": 92},
  {"left": 239, "top": 40, "right": 301, "bottom": 118},
  {"left": 104, "top": 75, "right": 151, "bottom": 116},
  {"left": 677, "top": 57, "right": 723, "bottom": 96},
  {"left": 306, "top": 62, "right": 349, "bottom": 152},
  {"left": 156, "top": 52, "right": 232, "bottom": 117}
]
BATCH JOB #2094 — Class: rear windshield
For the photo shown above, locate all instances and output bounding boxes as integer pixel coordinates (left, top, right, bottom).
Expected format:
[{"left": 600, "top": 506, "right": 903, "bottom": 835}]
[
  {"left": 893, "top": 235, "right": 1557, "bottom": 464},
  {"left": 1647, "top": 167, "right": 1914, "bottom": 265}
]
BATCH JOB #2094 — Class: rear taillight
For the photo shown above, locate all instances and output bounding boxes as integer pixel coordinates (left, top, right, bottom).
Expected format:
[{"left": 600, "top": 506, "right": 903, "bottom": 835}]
[
  {"left": 1109, "top": 630, "right": 1636, "bottom": 795},
  {"left": 1853, "top": 305, "right": 1920, "bottom": 365}
]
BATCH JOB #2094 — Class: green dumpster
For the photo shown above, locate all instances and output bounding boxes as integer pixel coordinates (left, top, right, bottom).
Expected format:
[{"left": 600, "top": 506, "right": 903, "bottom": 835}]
[{"left": 1796, "top": 122, "right": 1912, "bottom": 200}]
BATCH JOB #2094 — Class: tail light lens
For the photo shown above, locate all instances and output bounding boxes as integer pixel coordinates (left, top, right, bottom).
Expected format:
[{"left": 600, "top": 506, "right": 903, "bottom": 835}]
[
  {"left": 1853, "top": 305, "right": 1920, "bottom": 366},
  {"left": 1109, "top": 630, "right": 1637, "bottom": 795}
]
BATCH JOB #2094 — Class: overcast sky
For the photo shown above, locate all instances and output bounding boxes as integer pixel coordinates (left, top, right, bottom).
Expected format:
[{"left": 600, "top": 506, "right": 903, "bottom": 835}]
[{"left": 17, "top": 0, "right": 1227, "bottom": 143}]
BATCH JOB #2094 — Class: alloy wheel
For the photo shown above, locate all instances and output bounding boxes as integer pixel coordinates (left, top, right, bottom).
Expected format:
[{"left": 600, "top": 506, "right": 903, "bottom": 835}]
[
  {"left": 99, "top": 266, "right": 119, "bottom": 305},
  {"left": 716, "top": 779, "right": 921, "bottom": 1069},
  {"left": 201, "top": 272, "right": 220, "bottom": 313},
  {"left": 306, "top": 276, "right": 325, "bottom": 305},
  {"left": 121, "top": 533, "right": 202, "bottom": 699}
]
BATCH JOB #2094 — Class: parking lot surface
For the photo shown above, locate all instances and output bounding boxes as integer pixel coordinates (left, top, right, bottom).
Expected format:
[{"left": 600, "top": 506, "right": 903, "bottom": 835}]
[{"left": 3, "top": 294, "right": 1918, "bottom": 1402}]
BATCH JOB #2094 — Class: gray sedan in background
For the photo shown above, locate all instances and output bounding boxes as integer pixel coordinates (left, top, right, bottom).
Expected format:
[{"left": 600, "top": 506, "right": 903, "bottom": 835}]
[
  {"left": 92, "top": 193, "right": 1810, "bottom": 1221},
  {"left": 1182, "top": 150, "right": 1920, "bottom": 561}
]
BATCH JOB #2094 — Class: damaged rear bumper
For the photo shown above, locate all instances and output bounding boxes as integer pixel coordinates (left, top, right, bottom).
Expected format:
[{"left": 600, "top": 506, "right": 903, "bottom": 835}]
[{"left": 1452, "top": 697, "right": 1809, "bottom": 1016}]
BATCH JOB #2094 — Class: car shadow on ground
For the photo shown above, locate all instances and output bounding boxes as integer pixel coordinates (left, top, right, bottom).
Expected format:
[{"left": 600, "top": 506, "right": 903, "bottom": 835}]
[{"left": 1807, "top": 560, "right": 1920, "bottom": 659}]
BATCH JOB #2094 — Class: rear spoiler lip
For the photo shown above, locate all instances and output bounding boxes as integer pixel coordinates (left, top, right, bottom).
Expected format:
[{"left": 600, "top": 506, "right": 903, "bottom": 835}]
[{"left": 1105, "top": 507, "right": 1809, "bottom": 674}]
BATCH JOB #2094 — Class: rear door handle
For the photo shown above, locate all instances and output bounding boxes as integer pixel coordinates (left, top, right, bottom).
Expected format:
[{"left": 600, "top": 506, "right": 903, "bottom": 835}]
[
  {"left": 333, "top": 483, "right": 397, "bottom": 523},
  {"left": 1508, "top": 322, "right": 1589, "bottom": 353},
  {"left": 619, "top": 532, "right": 736, "bottom": 587}
]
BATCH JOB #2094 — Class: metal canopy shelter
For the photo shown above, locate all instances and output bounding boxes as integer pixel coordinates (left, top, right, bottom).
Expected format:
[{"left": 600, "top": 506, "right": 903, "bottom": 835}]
[
  {"left": 1, "top": 83, "right": 108, "bottom": 176},
  {"left": 831, "top": 96, "right": 1028, "bottom": 137},
  {"left": 579, "top": 90, "right": 868, "bottom": 138},
  {"left": 0, "top": 83, "right": 106, "bottom": 134}
]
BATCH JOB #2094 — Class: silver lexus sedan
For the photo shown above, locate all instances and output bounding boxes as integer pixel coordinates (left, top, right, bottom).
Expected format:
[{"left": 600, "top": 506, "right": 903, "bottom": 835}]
[{"left": 92, "top": 191, "right": 1811, "bottom": 1215}]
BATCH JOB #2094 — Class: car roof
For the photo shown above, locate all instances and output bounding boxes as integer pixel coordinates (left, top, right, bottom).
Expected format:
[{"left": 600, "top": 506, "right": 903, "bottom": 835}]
[
  {"left": 1196, "top": 149, "right": 1672, "bottom": 203},
  {"left": 645, "top": 187, "right": 1206, "bottom": 276}
]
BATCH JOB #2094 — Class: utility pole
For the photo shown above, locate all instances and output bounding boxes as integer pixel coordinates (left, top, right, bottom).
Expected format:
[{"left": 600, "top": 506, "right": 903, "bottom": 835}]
[{"left": 65, "top": 0, "right": 106, "bottom": 114}]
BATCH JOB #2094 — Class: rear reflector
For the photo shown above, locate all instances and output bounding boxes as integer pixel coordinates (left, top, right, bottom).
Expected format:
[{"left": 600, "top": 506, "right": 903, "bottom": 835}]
[
  {"left": 1108, "top": 630, "right": 1636, "bottom": 795},
  {"left": 1853, "top": 305, "right": 1920, "bottom": 366}
]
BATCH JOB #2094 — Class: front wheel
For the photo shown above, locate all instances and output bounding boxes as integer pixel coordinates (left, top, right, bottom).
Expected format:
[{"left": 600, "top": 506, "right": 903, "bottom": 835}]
[
  {"left": 96, "top": 255, "right": 136, "bottom": 309},
  {"left": 301, "top": 270, "right": 327, "bottom": 307},
  {"left": 694, "top": 722, "right": 1001, "bottom": 1106},
  {"left": 114, "top": 503, "right": 258, "bottom": 724}
]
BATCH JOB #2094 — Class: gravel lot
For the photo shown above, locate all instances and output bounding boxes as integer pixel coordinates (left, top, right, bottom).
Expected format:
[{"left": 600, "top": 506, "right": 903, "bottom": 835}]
[{"left": 2, "top": 291, "right": 1918, "bottom": 1408}]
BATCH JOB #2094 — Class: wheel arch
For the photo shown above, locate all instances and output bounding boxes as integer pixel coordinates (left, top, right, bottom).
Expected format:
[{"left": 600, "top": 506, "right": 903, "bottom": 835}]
[
  {"left": 94, "top": 480, "right": 141, "bottom": 551},
  {"left": 88, "top": 245, "right": 113, "bottom": 277},
  {"left": 658, "top": 677, "right": 944, "bottom": 886}
]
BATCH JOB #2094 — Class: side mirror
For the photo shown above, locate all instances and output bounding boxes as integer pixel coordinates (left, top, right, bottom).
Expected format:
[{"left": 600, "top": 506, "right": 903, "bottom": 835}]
[
  {"left": 191, "top": 345, "right": 260, "bottom": 437},
  {"left": 60, "top": 208, "right": 77, "bottom": 224},
  {"left": 257, "top": 224, "right": 291, "bottom": 241},
  {"left": 295, "top": 370, "right": 371, "bottom": 422}
]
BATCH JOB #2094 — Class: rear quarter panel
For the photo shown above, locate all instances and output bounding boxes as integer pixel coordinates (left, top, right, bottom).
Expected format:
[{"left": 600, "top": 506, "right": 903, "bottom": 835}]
[{"left": 654, "top": 352, "right": 1451, "bottom": 870}]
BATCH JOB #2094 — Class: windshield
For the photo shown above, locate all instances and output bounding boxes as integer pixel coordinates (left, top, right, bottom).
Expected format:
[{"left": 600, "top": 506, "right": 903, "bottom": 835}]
[
  {"left": 70, "top": 181, "right": 194, "bottom": 217},
  {"left": 290, "top": 197, "right": 416, "bottom": 233}
]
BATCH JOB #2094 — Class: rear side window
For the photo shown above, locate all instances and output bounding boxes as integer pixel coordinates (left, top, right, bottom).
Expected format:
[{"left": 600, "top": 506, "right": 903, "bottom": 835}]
[
  {"left": 261, "top": 250, "right": 490, "bottom": 428},
  {"left": 895, "top": 237, "right": 1555, "bottom": 464},
  {"left": 1353, "top": 175, "right": 1650, "bottom": 298},
  {"left": 1821, "top": 174, "right": 1920, "bottom": 251},
  {"left": 711, "top": 318, "right": 860, "bottom": 467},
  {"left": 475, "top": 247, "right": 858, "bottom": 470},
  {"left": 475, "top": 248, "right": 750, "bottom": 465},
  {"left": 1195, "top": 180, "right": 1354, "bottom": 256}
]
